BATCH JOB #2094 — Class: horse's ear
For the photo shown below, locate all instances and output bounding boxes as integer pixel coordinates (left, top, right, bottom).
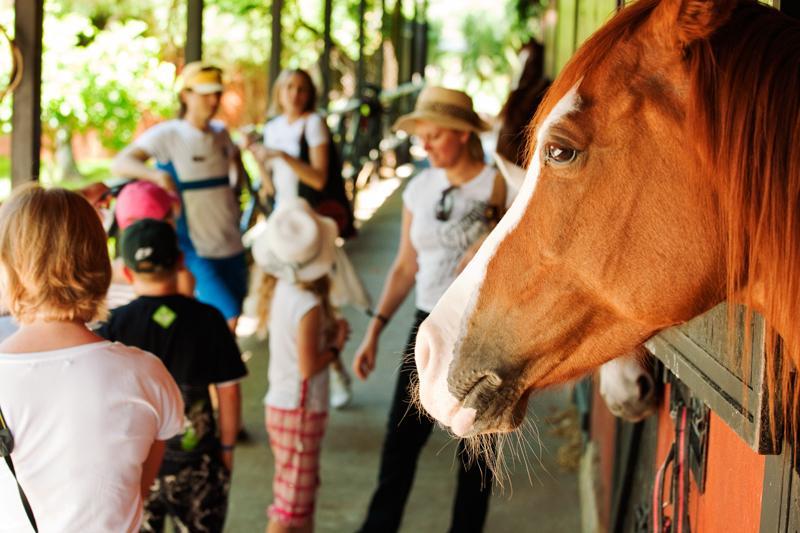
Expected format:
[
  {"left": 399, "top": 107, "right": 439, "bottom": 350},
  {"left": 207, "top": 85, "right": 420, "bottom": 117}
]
[{"left": 654, "top": 0, "right": 735, "bottom": 48}]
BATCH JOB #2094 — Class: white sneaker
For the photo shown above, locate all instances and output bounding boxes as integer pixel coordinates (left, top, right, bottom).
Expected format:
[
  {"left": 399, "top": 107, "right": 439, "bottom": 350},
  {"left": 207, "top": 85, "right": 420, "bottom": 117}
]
[{"left": 330, "top": 366, "right": 353, "bottom": 409}]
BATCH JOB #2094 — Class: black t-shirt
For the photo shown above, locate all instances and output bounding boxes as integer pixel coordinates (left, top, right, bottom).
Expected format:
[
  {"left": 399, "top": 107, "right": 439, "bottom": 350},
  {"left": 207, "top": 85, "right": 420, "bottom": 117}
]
[{"left": 97, "top": 295, "right": 247, "bottom": 464}]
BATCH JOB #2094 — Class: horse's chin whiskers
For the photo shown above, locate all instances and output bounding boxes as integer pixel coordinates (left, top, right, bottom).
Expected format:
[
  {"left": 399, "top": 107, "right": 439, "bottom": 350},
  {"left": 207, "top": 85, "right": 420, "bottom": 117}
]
[
  {"left": 523, "top": 417, "right": 548, "bottom": 479},
  {"left": 453, "top": 410, "right": 547, "bottom": 493},
  {"left": 411, "top": 350, "right": 547, "bottom": 491}
]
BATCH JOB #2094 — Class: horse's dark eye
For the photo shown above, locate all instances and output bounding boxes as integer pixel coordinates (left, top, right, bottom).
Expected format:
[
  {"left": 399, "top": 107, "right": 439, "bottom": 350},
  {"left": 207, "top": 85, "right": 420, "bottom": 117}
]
[{"left": 544, "top": 144, "right": 578, "bottom": 165}]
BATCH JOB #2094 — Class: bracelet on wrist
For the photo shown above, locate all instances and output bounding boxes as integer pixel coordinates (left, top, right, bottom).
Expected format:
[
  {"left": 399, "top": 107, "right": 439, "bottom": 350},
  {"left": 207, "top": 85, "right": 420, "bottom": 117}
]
[
  {"left": 220, "top": 443, "right": 235, "bottom": 452},
  {"left": 368, "top": 310, "right": 390, "bottom": 326}
]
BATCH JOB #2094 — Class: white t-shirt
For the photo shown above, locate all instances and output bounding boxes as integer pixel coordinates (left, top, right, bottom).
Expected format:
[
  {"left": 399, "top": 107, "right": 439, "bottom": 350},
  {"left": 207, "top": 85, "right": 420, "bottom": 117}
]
[
  {"left": 132, "top": 119, "right": 244, "bottom": 259},
  {"left": 0, "top": 341, "right": 184, "bottom": 533},
  {"left": 402, "top": 165, "right": 510, "bottom": 312},
  {"left": 262, "top": 113, "right": 330, "bottom": 205},
  {"left": 265, "top": 279, "right": 329, "bottom": 412}
]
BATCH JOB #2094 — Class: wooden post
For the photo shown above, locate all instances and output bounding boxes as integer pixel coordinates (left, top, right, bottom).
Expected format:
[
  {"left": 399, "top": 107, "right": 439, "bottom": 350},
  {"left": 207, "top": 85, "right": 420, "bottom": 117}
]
[
  {"left": 357, "top": 0, "right": 367, "bottom": 93},
  {"left": 186, "top": 0, "right": 203, "bottom": 63},
  {"left": 391, "top": 0, "right": 404, "bottom": 82},
  {"left": 269, "top": 0, "right": 284, "bottom": 90},
  {"left": 321, "top": 0, "right": 333, "bottom": 108},
  {"left": 396, "top": 0, "right": 412, "bottom": 84},
  {"left": 413, "top": 0, "right": 428, "bottom": 78},
  {"left": 378, "top": 0, "right": 385, "bottom": 89},
  {"left": 403, "top": 14, "right": 413, "bottom": 83},
  {"left": 11, "top": 0, "right": 43, "bottom": 186},
  {"left": 409, "top": 1, "right": 418, "bottom": 79}
]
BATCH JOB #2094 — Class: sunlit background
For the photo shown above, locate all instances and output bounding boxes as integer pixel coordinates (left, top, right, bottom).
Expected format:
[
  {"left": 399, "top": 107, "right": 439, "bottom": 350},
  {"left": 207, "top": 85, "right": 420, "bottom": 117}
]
[{"left": 0, "top": 0, "right": 542, "bottom": 197}]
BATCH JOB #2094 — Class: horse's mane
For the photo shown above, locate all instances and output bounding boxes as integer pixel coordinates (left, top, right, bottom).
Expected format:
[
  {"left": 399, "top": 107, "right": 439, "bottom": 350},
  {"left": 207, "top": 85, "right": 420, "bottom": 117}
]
[
  {"left": 698, "top": 2, "right": 800, "bottom": 442},
  {"left": 497, "top": 40, "right": 550, "bottom": 167},
  {"left": 533, "top": 0, "right": 800, "bottom": 441}
]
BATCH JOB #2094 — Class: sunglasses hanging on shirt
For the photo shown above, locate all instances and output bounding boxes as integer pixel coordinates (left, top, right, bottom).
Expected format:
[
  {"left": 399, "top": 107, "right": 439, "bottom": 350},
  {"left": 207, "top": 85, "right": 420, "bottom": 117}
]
[{"left": 435, "top": 185, "right": 459, "bottom": 222}]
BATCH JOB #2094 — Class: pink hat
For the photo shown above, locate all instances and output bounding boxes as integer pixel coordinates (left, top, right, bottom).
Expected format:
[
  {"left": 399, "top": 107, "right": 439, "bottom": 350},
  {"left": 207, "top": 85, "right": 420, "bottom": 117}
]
[{"left": 115, "top": 181, "right": 178, "bottom": 230}]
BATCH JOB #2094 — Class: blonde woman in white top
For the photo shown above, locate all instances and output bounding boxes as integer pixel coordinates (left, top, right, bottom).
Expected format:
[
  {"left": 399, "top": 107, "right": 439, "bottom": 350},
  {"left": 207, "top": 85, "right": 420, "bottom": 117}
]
[
  {"left": 0, "top": 185, "right": 183, "bottom": 532},
  {"left": 248, "top": 69, "right": 330, "bottom": 205},
  {"left": 247, "top": 68, "right": 355, "bottom": 407}
]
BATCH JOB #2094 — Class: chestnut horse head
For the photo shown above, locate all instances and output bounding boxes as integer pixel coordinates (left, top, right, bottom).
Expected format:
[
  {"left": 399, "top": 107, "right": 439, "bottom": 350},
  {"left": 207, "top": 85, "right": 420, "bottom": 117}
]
[{"left": 415, "top": 0, "right": 800, "bottom": 437}]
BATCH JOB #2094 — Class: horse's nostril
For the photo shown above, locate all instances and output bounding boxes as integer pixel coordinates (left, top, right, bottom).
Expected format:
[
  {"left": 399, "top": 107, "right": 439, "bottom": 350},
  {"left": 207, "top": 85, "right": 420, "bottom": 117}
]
[
  {"left": 636, "top": 375, "right": 653, "bottom": 400},
  {"left": 452, "top": 372, "right": 503, "bottom": 404}
]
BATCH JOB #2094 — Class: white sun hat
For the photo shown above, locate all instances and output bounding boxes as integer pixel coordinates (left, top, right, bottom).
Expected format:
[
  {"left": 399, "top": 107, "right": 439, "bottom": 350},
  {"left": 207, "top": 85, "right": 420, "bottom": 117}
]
[{"left": 252, "top": 198, "right": 338, "bottom": 283}]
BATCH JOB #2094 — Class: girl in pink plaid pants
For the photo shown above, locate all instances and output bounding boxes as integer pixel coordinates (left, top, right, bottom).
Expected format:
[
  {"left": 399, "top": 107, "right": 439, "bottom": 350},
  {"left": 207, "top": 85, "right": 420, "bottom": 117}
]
[{"left": 252, "top": 199, "right": 351, "bottom": 533}]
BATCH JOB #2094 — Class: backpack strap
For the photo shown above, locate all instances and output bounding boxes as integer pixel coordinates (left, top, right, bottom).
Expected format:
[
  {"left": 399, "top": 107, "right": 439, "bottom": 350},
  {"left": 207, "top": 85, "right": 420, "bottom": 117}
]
[
  {"left": 298, "top": 113, "right": 334, "bottom": 165},
  {"left": 484, "top": 169, "right": 507, "bottom": 227},
  {"left": 0, "top": 405, "right": 38, "bottom": 532},
  {"left": 298, "top": 119, "right": 311, "bottom": 164}
]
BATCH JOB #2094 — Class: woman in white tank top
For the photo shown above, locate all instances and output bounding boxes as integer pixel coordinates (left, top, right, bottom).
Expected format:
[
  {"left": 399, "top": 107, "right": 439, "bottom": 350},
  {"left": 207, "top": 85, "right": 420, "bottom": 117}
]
[
  {"left": 247, "top": 69, "right": 331, "bottom": 205},
  {"left": 351, "top": 87, "right": 511, "bottom": 533}
]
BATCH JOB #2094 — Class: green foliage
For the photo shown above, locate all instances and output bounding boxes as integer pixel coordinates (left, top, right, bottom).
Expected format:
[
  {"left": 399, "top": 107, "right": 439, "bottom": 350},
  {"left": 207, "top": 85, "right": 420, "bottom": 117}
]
[
  {"left": 447, "top": 0, "right": 544, "bottom": 110},
  {"left": 207, "top": 0, "right": 269, "bottom": 17},
  {"left": 513, "top": 0, "right": 544, "bottom": 36},
  {"left": 460, "top": 15, "right": 506, "bottom": 84},
  {"left": 41, "top": 14, "right": 176, "bottom": 151},
  {"left": 0, "top": 0, "right": 440, "bottom": 156},
  {"left": 203, "top": 1, "right": 270, "bottom": 69},
  {"left": 0, "top": 3, "right": 177, "bottom": 151}
]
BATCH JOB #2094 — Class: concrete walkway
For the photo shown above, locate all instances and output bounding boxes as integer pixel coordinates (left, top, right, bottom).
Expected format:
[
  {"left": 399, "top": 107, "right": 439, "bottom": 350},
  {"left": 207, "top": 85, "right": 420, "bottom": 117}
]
[{"left": 225, "top": 181, "right": 580, "bottom": 532}]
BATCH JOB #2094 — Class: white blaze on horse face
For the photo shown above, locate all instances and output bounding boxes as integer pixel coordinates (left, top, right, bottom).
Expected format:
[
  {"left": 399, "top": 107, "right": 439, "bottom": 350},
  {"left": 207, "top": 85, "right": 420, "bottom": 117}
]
[{"left": 415, "top": 85, "right": 582, "bottom": 435}]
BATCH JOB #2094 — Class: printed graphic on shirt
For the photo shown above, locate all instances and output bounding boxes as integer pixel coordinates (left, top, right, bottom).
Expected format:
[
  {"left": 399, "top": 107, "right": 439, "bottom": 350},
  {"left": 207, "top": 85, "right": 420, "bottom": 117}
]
[
  {"left": 435, "top": 199, "right": 493, "bottom": 288},
  {"left": 152, "top": 305, "right": 177, "bottom": 329},
  {"left": 174, "top": 386, "right": 215, "bottom": 455},
  {"left": 402, "top": 165, "right": 500, "bottom": 313}
]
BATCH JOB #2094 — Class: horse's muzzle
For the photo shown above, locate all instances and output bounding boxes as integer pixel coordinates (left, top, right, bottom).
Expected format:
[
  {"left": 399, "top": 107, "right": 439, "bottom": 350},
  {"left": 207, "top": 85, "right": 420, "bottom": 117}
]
[{"left": 448, "top": 369, "right": 529, "bottom": 435}]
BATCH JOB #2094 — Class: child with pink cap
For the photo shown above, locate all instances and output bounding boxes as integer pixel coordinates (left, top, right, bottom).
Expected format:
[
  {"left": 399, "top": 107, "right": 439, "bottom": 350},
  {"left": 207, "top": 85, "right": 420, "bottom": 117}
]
[
  {"left": 114, "top": 179, "right": 180, "bottom": 230},
  {"left": 107, "top": 181, "right": 195, "bottom": 309}
]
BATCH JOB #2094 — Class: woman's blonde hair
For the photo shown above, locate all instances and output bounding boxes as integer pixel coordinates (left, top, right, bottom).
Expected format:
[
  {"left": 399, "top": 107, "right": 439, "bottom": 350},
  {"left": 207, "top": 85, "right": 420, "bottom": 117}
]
[
  {"left": 268, "top": 68, "right": 318, "bottom": 117},
  {"left": 0, "top": 184, "right": 112, "bottom": 324},
  {"left": 255, "top": 272, "right": 336, "bottom": 341}
]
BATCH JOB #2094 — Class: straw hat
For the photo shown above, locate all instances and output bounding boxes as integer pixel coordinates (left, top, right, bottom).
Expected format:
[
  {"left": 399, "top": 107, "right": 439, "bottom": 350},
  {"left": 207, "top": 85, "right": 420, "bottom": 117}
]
[
  {"left": 179, "top": 61, "right": 224, "bottom": 95},
  {"left": 393, "top": 86, "right": 490, "bottom": 134},
  {"left": 251, "top": 198, "right": 338, "bottom": 283}
]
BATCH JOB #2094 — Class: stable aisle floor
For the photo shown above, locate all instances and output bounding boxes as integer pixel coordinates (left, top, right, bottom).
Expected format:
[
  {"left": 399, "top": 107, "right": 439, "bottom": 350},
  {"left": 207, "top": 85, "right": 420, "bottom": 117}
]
[{"left": 225, "top": 183, "right": 581, "bottom": 532}]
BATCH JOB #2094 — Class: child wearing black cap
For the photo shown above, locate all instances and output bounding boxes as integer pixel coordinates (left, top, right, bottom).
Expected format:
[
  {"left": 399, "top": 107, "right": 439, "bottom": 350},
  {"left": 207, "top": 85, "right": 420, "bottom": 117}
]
[{"left": 96, "top": 218, "right": 247, "bottom": 533}]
